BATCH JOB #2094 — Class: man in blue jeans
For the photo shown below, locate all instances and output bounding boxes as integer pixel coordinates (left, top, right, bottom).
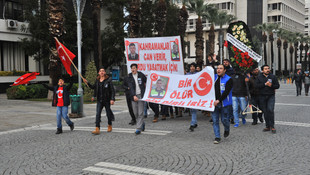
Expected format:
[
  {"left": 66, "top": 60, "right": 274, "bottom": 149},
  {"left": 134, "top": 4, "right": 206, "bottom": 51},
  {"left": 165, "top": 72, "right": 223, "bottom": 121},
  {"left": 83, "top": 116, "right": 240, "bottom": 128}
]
[
  {"left": 187, "top": 63, "right": 198, "bottom": 131},
  {"left": 255, "top": 65, "right": 280, "bottom": 133},
  {"left": 212, "top": 64, "right": 233, "bottom": 144},
  {"left": 232, "top": 70, "right": 248, "bottom": 127}
]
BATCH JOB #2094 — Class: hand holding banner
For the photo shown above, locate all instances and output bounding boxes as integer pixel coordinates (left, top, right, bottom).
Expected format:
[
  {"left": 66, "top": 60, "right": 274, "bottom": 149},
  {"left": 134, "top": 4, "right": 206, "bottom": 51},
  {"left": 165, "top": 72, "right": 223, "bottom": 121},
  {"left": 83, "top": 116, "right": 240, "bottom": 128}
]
[{"left": 142, "top": 67, "right": 215, "bottom": 111}]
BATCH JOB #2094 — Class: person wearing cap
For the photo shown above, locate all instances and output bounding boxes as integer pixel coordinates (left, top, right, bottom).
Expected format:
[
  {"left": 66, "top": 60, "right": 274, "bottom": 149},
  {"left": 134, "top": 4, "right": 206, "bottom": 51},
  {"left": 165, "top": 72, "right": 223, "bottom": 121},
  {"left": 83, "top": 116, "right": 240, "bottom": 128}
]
[{"left": 304, "top": 71, "right": 310, "bottom": 96}]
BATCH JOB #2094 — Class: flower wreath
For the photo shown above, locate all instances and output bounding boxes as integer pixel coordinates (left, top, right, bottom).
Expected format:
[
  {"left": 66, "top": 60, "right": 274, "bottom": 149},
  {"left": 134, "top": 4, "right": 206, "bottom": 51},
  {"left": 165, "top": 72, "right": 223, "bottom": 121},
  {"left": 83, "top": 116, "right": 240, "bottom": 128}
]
[{"left": 227, "top": 21, "right": 257, "bottom": 72}]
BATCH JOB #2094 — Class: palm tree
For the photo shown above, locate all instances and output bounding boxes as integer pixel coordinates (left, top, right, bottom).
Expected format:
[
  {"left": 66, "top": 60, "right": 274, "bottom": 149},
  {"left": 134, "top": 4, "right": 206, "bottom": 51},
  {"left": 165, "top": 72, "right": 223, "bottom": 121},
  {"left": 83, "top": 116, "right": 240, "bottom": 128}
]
[
  {"left": 287, "top": 31, "right": 298, "bottom": 72},
  {"left": 204, "top": 4, "right": 218, "bottom": 55},
  {"left": 253, "top": 23, "right": 268, "bottom": 65},
  {"left": 155, "top": 0, "right": 167, "bottom": 37},
  {"left": 47, "top": 0, "right": 65, "bottom": 85},
  {"left": 129, "top": 0, "right": 141, "bottom": 38},
  {"left": 266, "top": 23, "right": 279, "bottom": 70},
  {"left": 178, "top": 0, "right": 189, "bottom": 62},
  {"left": 91, "top": 0, "right": 103, "bottom": 70},
  {"left": 281, "top": 30, "right": 289, "bottom": 72},
  {"left": 215, "top": 10, "right": 236, "bottom": 59},
  {"left": 187, "top": 0, "right": 208, "bottom": 67}
]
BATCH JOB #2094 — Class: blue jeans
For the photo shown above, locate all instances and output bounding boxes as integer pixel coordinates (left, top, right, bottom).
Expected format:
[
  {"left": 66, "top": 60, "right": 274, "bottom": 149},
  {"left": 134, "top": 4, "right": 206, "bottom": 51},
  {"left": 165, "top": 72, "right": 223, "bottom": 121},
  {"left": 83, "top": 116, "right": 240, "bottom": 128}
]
[
  {"left": 232, "top": 96, "right": 247, "bottom": 124},
  {"left": 56, "top": 106, "right": 73, "bottom": 129},
  {"left": 259, "top": 95, "right": 275, "bottom": 128},
  {"left": 190, "top": 109, "right": 197, "bottom": 126},
  {"left": 212, "top": 105, "right": 230, "bottom": 138}
]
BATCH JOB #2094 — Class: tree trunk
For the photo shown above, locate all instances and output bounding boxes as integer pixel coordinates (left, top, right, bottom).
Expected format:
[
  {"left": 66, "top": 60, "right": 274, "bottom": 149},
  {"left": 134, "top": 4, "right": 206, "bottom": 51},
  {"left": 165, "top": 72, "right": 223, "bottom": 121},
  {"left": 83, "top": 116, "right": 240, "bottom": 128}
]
[
  {"left": 47, "top": 0, "right": 64, "bottom": 86},
  {"left": 195, "top": 16, "right": 204, "bottom": 67},
  {"left": 283, "top": 40, "right": 288, "bottom": 71},
  {"left": 155, "top": 0, "right": 167, "bottom": 37},
  {"left": 129, "top": 0, "right": 141, "bottom": 38},
  {"left": 178, "top": 5, "right": 188, "bottom": 62},
  {"left": 294, "top": 42, "right": 299, "bottom": 70},
  {"left": 269, "top": 33, "right": 274, "bottom": 70},
  {"left": 209, "top": 24, "right": 215, "bottom": 55},
  {"left": 262, "top": 33, "right": 267, "bottom": 64},
  {"left": 289, "top": 45, "right": 294, "bottom": 72},
  {"left": 305, "top": 44, "right": 309, "bottom": 70},
  {"left": 91, "top": 0, "right": 102, "bottom": 71},
  {"left": 277, "top": 38, "right": 281, "bottom": 73}
]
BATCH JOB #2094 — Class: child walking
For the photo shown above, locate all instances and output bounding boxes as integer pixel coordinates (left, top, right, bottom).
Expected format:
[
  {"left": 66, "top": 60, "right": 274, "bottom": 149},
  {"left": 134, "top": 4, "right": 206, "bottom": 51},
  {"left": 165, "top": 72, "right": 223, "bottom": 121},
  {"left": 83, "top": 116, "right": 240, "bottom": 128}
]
[{"left": 43, "top": 76, "right": 74, "bottom": 134}]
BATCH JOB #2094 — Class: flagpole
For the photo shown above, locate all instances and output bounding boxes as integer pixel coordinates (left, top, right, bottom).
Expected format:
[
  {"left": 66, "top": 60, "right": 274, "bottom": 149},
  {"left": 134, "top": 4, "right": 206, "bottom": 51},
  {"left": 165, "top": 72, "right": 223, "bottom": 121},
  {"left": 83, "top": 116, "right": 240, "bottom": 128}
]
[{"left": 54, "top": 37, "right": 89, "bottom": 88}]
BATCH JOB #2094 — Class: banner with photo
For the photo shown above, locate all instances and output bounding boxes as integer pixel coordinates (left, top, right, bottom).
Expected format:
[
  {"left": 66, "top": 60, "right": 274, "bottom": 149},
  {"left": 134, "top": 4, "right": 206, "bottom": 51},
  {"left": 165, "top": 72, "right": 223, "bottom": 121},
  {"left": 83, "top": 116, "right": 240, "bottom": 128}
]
[
  {"left": 124, "top": 36, "right": 184, "bottom": 75},
  {"left": 141, "top": 67, "right": 215, "bottom": 111}
]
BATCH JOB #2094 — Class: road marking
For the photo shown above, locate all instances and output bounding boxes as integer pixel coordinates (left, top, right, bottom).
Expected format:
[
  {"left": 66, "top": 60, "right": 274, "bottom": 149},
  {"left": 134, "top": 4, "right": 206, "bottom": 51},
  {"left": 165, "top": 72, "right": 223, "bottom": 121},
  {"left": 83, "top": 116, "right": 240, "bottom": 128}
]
[
  {"left": 246, "top": 119, "right": 310, "bottom": 128},
  {"left": 30, "top": 126, "right": 172, "bottom": 136},
  {"left": 276, "top": 103, "right": 310, "bottom": 107},
  {"left": 281, "top": 95, "right": 310, "bottom": 97},
  {"left": 83, "top": 162, "right": 185, "bottom": 175}
]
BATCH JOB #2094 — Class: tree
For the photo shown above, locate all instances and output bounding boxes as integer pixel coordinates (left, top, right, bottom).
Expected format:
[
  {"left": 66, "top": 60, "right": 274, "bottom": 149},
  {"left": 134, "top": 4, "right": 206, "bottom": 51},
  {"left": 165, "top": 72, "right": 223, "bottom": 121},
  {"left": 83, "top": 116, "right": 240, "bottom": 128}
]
[
  {"left": 155, "top": 0, "right": 167, "bottom": 37},
  {"left": 187, "top": 0, "right": 208, "bottom": 67},
  {"left": 164, "top": 2, "right": 179, "bottom": 36},
  {"left": 91, "top": 0, "right": 103, "bottom": 71},
  {"left": 281, "top": 30, "right": 289, "bottom": 72},
  {"left": 140, "top": 0, "right": 155, "bottom": 37},
  {"left": 178, "top": 0, "right": 189, "bottom": 62},
  {"left": 84, "top": 61, "right": 97, "bottom": 101},
  {"left": 266, "top": 23, "right": 279, "bottom": 71},
  {"left": 129, "top": 0, "right": 141, "bottom": 38},
  {"left": 286, "top": 31, "right": 298, "bottom": 72},
  {"left": 204, "top": 4, "right": 218, "bottom": 56},
  {"left": 253, "top": 23, "right": 268, "bottom": 65},
  {"left": 215, "top": 10, "right": 236, "bottom": 59}
]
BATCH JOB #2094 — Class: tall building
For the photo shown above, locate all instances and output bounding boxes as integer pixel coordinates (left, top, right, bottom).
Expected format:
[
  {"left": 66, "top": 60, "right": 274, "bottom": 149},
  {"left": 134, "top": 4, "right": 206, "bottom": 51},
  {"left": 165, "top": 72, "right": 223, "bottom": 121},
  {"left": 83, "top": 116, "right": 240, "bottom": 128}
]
[
  {"left": 172, "top": 0, "right": 305, "bottom": 70},
  {"left": 305, "top": 0, "right": 310, "bottom": 36}
]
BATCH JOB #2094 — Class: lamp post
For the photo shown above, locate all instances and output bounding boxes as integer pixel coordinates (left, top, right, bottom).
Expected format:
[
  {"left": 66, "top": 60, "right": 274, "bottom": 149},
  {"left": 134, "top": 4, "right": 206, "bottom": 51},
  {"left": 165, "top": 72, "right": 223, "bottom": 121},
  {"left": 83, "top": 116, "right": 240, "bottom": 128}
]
[
  {"left": 73, "top": 0, "right": 86, "bottom": 116},
  {"left": 272, "top": 29, "right": 278, "bottom": 75}
]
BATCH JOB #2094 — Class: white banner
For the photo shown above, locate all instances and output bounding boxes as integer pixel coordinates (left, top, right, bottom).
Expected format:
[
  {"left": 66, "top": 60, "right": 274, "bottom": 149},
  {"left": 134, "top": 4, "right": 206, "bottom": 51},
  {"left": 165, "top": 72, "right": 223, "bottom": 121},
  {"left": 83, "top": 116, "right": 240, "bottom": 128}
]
[
  {"left": 141, "top": 67, "right": 215, "bottom": 111},
  {"left": 124, "top": 36, "right": 184, "bottom": 75},
  {"left": 227, "top": 33, "right": 262, "bottom": 62}
]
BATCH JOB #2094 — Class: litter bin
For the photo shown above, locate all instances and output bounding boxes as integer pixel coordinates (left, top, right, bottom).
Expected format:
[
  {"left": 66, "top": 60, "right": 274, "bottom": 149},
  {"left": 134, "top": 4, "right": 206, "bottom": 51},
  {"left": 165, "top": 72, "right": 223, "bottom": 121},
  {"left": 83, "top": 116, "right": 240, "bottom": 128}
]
[{"left": 70, "top": 95, "right": 81, "bottom": 114}]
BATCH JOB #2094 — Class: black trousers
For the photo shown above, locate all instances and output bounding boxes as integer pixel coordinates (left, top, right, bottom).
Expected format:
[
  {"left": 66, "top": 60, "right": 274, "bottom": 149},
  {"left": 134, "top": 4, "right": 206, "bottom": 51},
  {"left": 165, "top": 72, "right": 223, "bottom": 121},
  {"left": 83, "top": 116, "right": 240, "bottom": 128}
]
[
  {"left": 295, "top": 82, "right": 302, "bottom": 95},
  {"left": 125, "top": 94, "right": 136, "bottom": 121},
  {"left": 96, "top": 101, "right": 114, "bottom": 127},
  {"left": 149, "top": 102, "right": 159, "bottom": 117},
  {"left": 251, "top": 96, "right": 262, "bottom": 122}
]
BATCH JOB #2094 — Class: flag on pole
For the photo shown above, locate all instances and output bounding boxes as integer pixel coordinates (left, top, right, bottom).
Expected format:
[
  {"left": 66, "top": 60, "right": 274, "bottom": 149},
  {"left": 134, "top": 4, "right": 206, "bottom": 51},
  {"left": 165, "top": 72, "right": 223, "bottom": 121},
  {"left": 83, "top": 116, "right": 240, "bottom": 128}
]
[
  {"left": 55, "top": 39, "right": 76, "bottom": 75},
  {"left": 11, "top": 72, "right": 40, "bottom": 86}
]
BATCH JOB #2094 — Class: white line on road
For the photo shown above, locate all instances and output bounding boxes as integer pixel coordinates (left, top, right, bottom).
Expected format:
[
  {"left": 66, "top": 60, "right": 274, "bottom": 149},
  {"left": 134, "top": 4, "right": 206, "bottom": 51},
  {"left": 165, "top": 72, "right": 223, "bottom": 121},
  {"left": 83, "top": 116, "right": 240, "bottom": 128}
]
[
  {"left": 276, "top": 103, "right": 310, "bottom": 107},
  {"left": 83, "top": 166, "right": 141, "bottom": 175},
  {"left": 83, "top": 162, "right": 185, "bottom": 175}
]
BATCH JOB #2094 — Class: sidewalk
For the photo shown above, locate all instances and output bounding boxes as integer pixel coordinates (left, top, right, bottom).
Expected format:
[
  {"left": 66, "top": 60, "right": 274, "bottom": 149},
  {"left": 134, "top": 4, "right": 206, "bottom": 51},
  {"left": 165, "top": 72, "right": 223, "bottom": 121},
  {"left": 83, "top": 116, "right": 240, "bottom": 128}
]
[{"left": 0, "top": 93, "right": 128, "bottom": 132}]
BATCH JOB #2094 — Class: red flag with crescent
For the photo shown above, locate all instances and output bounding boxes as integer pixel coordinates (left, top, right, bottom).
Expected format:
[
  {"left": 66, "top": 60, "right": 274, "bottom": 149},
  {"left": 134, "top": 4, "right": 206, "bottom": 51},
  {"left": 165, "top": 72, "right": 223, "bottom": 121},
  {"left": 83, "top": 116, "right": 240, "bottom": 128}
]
[
  {"left": 11, "top": 72, "right": 40, "bottom": 86},
  {"left": 55, "top": 39, "right": 76, "bottom": 75}
]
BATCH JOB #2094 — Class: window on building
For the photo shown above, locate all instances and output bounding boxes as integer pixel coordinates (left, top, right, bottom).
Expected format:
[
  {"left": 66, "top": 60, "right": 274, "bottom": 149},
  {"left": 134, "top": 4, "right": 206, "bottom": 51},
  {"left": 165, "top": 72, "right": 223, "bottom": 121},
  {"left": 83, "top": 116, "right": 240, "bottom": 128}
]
[
  {"left": 222, "top": 3, "right": 226, "bottom": 10},
  {"left": 3, "top": 0, "right": 24, "bottom": 21},
  {"left": 227, "top": 2, "right": 230, "bottom": 10},
  {"left": 189, "top": 19, "right": 194, "bottom": 29},
  {"left": 272, "top": 3, "right": 277, "bottom": 10},
  {"left": 278, "top": 3, "right": 281, "bottom": 10},
  {"left": 202, "top": 18, "right": 207, "bottom": 28}
]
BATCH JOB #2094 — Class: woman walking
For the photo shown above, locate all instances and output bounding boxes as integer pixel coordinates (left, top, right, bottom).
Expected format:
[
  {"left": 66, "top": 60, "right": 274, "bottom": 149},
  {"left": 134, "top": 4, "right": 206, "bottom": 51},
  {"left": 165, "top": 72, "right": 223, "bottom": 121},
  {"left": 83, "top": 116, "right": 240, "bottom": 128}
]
[{"left": 83, "top": 67, "right": 115, "bottom": 135}]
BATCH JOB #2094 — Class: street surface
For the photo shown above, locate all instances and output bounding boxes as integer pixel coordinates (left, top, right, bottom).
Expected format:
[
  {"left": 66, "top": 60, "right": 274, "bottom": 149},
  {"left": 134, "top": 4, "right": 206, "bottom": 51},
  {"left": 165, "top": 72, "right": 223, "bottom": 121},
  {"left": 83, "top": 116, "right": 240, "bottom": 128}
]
[{"left": 0, "top": 82, "right": 310, "bottom": 175}]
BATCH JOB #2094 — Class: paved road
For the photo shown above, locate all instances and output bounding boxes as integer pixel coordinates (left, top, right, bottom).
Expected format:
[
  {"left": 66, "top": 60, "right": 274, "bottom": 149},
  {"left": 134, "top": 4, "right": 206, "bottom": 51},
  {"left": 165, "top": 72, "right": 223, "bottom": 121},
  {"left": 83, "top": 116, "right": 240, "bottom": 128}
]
[{"left": 0, "top": 83, "right": 310, "bottom": 175}]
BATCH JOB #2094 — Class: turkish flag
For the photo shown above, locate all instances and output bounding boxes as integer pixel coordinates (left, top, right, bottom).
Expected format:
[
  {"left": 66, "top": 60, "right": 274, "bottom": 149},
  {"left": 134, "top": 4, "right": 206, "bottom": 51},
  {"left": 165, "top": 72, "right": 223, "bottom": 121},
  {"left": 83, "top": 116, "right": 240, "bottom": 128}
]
[
  {"left": 11, "top": 72, "right": 40, "bottom": 86},
  {"left": 55, "top": 39, "right": 76, "bottom": 75}
]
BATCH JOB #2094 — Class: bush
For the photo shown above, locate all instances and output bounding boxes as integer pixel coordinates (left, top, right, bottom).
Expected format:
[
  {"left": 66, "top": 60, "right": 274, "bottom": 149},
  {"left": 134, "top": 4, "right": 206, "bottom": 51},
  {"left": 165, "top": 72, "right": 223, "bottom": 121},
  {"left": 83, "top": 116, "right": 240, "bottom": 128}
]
[
  {"left": 0, "top": 71, "right": 13, "bottom": 76},
  {"left": 6, "top": 84, "right": 48, "bottom": 99}
]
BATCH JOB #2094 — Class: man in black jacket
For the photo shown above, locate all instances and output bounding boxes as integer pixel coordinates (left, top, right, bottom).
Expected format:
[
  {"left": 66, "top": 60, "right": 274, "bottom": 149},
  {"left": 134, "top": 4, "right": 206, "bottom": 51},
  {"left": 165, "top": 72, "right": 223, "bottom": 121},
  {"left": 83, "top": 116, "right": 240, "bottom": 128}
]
[
  {"left": 123, "top": 76, "right": 136, "bottom": 125},
  {"left": 256, "top": 65, "right": 280, "bottom": 133},
  {"left": 249, "top": 67, "right": 263, "bottom": 125},
  {"left": 292, "top": 69, "right": 303, "bottom": 96},
  {"left": 128, "top": 63, "right": 147, "bottom": 134}
]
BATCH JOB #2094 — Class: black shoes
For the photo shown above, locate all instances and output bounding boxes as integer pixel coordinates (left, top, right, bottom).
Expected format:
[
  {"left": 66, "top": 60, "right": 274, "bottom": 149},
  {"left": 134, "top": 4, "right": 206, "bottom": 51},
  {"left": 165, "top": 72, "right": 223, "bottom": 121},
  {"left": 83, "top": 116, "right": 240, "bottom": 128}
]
[
  {"left": 129, "top": 120, "right": 136, "bottom": 125},
  {"left": 259, "top": 117, "right": 264, "bottom": 123},
  {"left": 230, "top": 118, "right": 234, "bottom": 124},
  {"left": 209, "top": 119, "right": 213, "bottom": 122},
  {"left": 55, "top": 128, "right": 63, "bottom": 134},
  {"left": 224, "top": 131, "right": 229, "bottom": 138},
  {"left": 214, "top": 138, "right": 221, "bottom": 144},
  {"left": 252, "top": 121, "right": 258, "bottom": 125},
  {"left": 263, "top": 127, "right": 271, "bottom": 132},
  {"left": 69, "top": 123, "right": 74, "bottom": 131},
  {"left": 189, "top": 125, "right": 195, "bottom": 132}
]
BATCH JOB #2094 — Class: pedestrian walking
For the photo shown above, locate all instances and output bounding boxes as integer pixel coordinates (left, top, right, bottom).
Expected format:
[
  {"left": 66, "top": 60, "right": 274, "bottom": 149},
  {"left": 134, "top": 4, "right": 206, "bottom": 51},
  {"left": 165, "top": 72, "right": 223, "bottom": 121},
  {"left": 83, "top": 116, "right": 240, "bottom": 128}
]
[
  {"left": 223, "top": 59, "right": 235, "bottom": 124},
  {"left": 187, "top": 63, "right": 198, "bottom": 131},
  {"left": 304, "top": 71, "right": 310, "bottom": 96},
  {"left": 256, "top": 65, "right": 280, "bottom": 133},
  {"left": 231, "top": 70, "right": 248, "bottom": 127},
  {"left": 123, "top": 75, "right": 136, "bottom": 125},
  {"left": 42, "top": 76, "right": 74, "bottom": 134},
  {"left": 248, "top": 67, "right": 263, "bottom": 125},
  {"left": 212, "top": 64, "right": 233, "bottom": 144},
  {"left": 127, "top": 63, "right": 147, "bottom": 135},
  {"left": 292, "top": 69, "right": 303, "bottom": 96},
  {"left": 83, "top": 67, "right": 115, "bottom": 135}
]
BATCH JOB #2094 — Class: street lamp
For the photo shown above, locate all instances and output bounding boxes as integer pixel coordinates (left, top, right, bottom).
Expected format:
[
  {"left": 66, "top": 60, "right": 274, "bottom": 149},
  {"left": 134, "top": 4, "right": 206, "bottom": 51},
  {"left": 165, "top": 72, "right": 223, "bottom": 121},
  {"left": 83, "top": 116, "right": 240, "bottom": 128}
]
[{"left": 73, "top": 0, "right": 86, "bottom": 116}]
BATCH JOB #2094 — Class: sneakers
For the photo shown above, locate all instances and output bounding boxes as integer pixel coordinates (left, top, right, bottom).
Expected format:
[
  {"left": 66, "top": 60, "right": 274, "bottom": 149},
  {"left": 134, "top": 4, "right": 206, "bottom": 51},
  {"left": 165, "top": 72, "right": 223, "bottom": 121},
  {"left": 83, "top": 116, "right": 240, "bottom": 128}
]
[
  {"left": 242, "top": 118, "right": 246, "bottom": 124},
  {"left": 224, "top": 131, "right": 230, "bottom": 138},
  {"left": 135, "top": 130, "right": 141, "bottom": 135},
  {"left": 271, "top": 128, "right": 276, "bottom": 134},
  {"left": 252, "top": 120, "right": 258, "bottom": 125},
  {"left": 263, "top": 127, "right": 271, "bottom": 132},
  {"left": 55, "top": 128, "right": 63, "bottom": 134},
  {"left": 209, "top": 118, "right": 213, "bottom": 122},
  {"left": 193, "top": 124, "right": 198, "bottom": 128},
  {"left": 234, "top": 124, "right": 239, "bottom": 128},
  {"left": 214, "top": 138, "right": 221, "bottom": 144},
  {"left": 141, "top": 123, "right": 145, "bottom": 132},
  {"left": 189, "top": 125, "right": 195, "bottom": 132}
]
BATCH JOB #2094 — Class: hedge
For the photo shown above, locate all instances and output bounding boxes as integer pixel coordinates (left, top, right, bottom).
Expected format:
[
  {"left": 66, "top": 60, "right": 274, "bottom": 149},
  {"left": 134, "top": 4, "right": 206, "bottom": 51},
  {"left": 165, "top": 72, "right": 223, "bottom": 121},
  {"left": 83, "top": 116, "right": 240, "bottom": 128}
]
[{"left": 6, "top": 84, "right": 48, "bottom": 99}]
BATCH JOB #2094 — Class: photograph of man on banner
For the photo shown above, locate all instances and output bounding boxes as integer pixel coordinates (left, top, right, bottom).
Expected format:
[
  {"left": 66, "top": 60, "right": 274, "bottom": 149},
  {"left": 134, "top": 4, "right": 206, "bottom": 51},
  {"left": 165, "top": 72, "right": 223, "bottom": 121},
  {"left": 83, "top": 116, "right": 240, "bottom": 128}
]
[
  {"left": 149, "top": 77, "right": 169, "bottom": 99},
  {"left": 171, "top": 42, "right": 180, "bottom": 61},
  {"left": 128, "top": 43, "right": 139, "bottom": 61}
]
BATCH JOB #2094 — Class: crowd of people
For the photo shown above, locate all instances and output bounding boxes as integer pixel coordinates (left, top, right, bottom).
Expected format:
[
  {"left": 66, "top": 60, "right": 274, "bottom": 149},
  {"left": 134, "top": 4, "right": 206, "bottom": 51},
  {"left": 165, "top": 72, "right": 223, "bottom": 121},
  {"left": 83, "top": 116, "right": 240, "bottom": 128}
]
[{"left": 45, "top": 55, "right": 310, "bottom": 144}]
